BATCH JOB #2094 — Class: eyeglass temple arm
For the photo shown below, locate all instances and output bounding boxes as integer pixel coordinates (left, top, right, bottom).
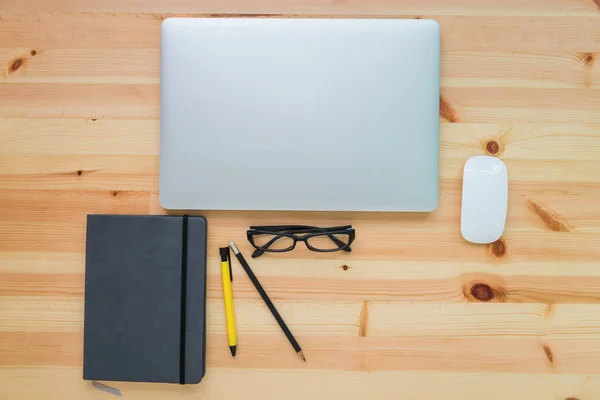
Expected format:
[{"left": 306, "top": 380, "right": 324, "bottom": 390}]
[
  {"left": 250, "top": 225, "right": 317, "bottom": 232},
  {"left": 250, "top": 225, "right": 351, "bottom": 232}
]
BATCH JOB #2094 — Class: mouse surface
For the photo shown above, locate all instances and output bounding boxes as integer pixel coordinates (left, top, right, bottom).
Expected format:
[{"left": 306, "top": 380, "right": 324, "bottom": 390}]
[{"left": 460, "top": 156, "right": 508, "bottom": 244}]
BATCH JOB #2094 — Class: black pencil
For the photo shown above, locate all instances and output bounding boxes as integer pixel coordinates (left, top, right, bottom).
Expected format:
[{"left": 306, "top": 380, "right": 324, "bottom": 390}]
[{"left": 229, "top": 241, "right": 306, "bottom": 362}]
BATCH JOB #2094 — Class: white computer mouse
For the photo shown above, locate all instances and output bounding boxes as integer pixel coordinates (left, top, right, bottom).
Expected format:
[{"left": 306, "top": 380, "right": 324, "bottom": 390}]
[{"left": 460, "top": 155, "right": 508, "bottom": 244}]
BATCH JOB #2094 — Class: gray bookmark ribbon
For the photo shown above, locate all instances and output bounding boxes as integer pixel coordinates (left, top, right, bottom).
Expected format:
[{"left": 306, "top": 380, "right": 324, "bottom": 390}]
[{"left": 92, "top": 381, "right": 122, "bottom": 397}]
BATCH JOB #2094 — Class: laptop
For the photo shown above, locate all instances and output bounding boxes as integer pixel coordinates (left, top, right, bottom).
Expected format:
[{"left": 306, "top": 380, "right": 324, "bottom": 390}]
[{"left": 160, "top": 18, "right": 440, "bottom": 212}]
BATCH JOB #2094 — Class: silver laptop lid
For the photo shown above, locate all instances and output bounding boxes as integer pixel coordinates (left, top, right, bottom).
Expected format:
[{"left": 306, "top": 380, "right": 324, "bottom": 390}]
[{"left": 160, "top": 18, "right": 440, "bottom": 212}]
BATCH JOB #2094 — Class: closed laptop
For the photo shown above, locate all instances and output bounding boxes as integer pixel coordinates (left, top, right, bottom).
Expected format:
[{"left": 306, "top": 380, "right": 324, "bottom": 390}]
[{"left": 160, "top": 18, "right": 440, "bottom": 212}]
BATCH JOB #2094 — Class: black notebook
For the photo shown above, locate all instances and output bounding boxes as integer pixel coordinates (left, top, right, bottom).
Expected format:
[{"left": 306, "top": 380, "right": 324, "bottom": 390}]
[{"left": 83, "top": 214, "right": 207, "bottom": 384}]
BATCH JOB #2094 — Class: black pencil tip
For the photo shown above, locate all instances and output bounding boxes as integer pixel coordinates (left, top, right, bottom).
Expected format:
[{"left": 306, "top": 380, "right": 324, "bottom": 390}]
[
  {"left": 230, "top": 346, "right": 236, "bottom": 357},
  {"left": 298, "top": 350, "right": 306, "bottom": 362}
]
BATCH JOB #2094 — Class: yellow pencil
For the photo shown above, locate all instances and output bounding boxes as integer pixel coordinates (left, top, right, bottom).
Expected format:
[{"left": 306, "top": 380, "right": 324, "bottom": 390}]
[{"left": 219, "top": 247, "right": 237, "bottom": 357}]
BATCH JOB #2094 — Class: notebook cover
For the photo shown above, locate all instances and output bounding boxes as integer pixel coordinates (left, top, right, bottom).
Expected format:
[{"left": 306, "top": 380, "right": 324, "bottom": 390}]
[{"left": 83, "top": 214, "right": 207, "bottom": 384}]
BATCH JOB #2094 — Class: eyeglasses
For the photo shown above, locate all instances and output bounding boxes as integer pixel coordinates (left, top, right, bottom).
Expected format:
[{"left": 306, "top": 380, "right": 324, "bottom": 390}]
[{"left": 247, "top": 225, "right": 355, "bottom": 258}]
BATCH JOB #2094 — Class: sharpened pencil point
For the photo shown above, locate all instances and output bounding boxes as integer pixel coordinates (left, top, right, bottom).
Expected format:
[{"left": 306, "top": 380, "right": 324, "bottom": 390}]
[
  {"left": 298, "top": 350, "right": 306, "bottom": 362},
  {"left": 230, "top": 346, "right": 236, "bottom": 357}
]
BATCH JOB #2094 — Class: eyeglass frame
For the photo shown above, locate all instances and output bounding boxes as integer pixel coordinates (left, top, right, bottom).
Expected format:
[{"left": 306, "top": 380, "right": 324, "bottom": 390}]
[{"left": 247, "top": 225, "right": 355, "bottom": 257}]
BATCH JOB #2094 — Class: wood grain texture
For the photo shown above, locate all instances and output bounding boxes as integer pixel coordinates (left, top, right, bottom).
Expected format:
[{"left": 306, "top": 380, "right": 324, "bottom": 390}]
[
  {"left": 1, "top": 0, "right": 600, "bottom": 16},
  {"left": 1, "top": 368, "right": 600, "bottom": 400},
  {"left": 1, "top": 3, "right": 600, "bottom": 400},
  {"left": 2, "top": 49, "right": 599, "bottom": 88}
]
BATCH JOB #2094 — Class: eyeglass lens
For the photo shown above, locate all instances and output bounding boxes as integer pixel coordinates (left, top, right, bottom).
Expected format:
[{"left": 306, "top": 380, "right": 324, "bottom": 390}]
[
  {"left": 306, "top": 233, "right": 350, "bottom": 251},
  {"left": 252, "top": 234, "right": 295, "bottom": 251}
]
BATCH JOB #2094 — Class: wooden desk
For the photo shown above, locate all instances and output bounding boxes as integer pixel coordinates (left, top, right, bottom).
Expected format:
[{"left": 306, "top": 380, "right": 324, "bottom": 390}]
[{"left": 1, "top": 2, "right": 600, "bottom": 399}]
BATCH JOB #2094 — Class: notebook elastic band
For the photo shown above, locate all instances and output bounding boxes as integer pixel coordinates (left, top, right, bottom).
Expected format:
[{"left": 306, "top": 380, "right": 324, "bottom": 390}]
[{"left": 179, "top": 215, "right": 189, "bottom": 384}]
